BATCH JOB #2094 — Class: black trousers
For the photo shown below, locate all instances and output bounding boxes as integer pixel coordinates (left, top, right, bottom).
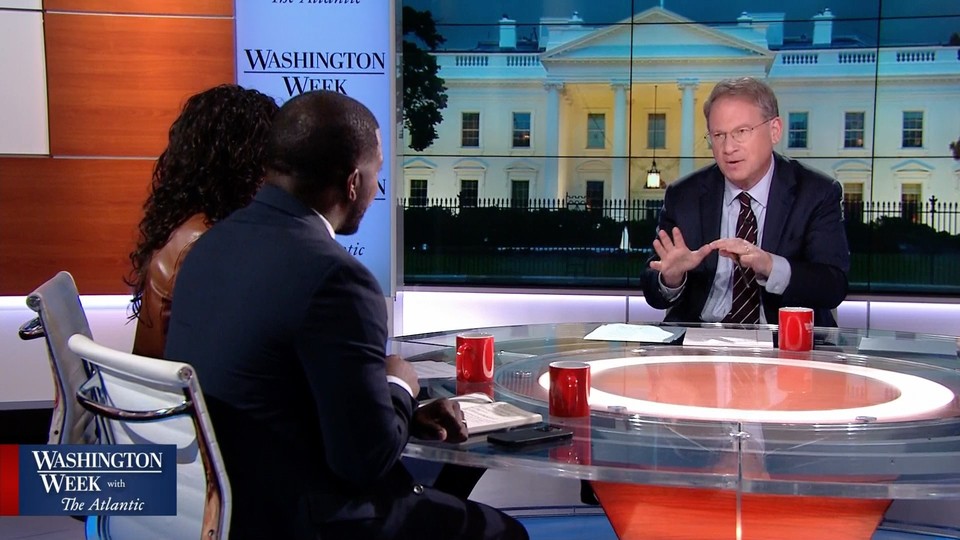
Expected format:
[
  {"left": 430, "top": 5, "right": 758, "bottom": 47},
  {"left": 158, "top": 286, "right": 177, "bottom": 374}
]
[
  {"left": 313, "top": 483, "right": 528, "bottom": 540},
  {"left": 432, "top": 463, "right": 487, "bottom": 499}
]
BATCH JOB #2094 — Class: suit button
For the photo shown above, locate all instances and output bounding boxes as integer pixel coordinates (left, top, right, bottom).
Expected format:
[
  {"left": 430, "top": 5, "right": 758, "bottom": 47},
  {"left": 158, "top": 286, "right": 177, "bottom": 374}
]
[{"left": 412, "top": 483, "right": 424, "bottom": 495}]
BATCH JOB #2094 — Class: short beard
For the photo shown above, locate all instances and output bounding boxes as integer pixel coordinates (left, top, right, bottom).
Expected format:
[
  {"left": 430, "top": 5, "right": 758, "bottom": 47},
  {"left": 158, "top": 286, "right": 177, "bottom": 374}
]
[{"left": 337, "top": 203, "right": 366, "bottom": 235}]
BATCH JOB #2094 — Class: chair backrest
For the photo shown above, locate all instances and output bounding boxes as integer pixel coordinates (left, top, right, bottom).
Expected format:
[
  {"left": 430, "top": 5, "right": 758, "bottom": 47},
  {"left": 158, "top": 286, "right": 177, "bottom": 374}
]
[
  {"left": 67, "top": 333, "right": 231, "bottom": 540},
  {"left": 18, "top": 271, "right": 101, "bottom": 445}
]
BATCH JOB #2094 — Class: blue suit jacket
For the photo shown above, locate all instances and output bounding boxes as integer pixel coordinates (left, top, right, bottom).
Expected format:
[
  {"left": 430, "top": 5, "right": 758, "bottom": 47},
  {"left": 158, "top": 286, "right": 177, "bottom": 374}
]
[
  {"left": 640, "top": 153, "right": 850, "bottom": 327},
  {"left": 166, "top": 185, "right": 417, "bottom": 539}
]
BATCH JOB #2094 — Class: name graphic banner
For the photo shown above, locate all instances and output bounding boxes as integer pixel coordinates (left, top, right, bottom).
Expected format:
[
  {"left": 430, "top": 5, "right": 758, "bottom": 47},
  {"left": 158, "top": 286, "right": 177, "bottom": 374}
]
[
  {"left": 236, "top": 0, "right": 395, "bottom": 295},
  {"left": 0, "top": 444, "right": 176, "bottom": 516}
]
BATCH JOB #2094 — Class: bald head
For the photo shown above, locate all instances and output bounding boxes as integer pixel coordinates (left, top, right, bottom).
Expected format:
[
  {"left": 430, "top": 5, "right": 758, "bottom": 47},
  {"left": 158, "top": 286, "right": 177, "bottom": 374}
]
[{"left": 265, "top": 90, "right": 380, "bottom": 200}]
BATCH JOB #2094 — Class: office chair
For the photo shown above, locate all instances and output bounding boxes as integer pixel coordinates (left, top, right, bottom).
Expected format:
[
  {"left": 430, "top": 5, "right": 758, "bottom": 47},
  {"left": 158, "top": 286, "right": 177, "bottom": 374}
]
[
  {"left": 18, "top": 271, "right": 102, "bottom": 445},
  {"left": 68, "top": 333, "right": 231, "bottom": 540}
]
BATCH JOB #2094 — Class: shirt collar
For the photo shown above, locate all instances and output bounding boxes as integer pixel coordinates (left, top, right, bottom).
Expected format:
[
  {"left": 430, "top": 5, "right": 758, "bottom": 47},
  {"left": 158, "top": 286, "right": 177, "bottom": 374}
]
[
  {"left": 313, "top": 209, "right": 336, "bottom": 239},
  {"left": 724, "top": 155, "right": 775, "bottom": 209}
]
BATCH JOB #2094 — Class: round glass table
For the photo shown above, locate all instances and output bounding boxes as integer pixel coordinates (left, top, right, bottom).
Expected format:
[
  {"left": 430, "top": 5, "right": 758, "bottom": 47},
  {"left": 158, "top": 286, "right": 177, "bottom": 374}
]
[{"left": 390, "top": 322, "right": 960, "bottom": 540}]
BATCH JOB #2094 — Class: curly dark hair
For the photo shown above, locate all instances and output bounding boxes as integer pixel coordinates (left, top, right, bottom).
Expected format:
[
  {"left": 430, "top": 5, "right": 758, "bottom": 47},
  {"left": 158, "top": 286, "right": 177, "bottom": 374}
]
[{"left": 127, "top": 84, "right": 279, "bottom": 319}]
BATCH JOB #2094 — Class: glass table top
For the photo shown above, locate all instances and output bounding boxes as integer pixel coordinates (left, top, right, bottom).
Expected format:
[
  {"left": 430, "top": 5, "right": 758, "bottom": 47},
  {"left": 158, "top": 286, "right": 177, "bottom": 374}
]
[{"left": 392, "top": 322, "right": 960, "bottom": 499}]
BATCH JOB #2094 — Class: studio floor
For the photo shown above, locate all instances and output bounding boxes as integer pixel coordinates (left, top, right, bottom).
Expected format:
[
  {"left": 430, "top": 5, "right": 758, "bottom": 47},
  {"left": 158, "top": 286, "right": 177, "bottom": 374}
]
[{"left": 0, "top": 514, "right": 951, "bottom": 540}]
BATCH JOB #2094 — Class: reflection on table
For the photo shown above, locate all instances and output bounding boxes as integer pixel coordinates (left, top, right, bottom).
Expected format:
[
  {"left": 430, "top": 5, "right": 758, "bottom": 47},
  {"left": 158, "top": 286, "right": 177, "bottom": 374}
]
[{"left": 392, "top": 323, "right": 960, "bottom": 540}]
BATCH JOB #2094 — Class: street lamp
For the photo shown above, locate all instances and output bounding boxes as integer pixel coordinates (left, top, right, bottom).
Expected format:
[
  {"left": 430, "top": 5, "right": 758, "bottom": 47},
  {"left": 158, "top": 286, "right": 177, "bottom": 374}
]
[{"left": 646, "top": 84, "right": 661, "bottom": 189}]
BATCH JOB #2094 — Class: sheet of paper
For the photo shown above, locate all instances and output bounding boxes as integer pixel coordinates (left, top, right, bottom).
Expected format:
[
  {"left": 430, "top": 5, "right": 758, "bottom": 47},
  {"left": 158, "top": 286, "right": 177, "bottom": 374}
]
[
  {"left": 450, "top": 392, "right": 494, "bottom": 404},
  {"left": 412, "top": 360, "right": 456, "bottom": 380},
  {"left": 683, "top": 336, "right": 774, "bottom": 348},
  {"left": 681, "top": 327, "right": 773, "bottom": 348},
  {"left": 584, "top": 323, "right": 676, "bottom": 342}
]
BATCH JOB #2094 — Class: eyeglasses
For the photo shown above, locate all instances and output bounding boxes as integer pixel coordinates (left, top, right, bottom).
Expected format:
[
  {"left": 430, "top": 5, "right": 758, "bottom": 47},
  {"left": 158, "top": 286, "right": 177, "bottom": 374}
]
[{"left": 705, "top": 118, "right": 774, "bottom": 147}]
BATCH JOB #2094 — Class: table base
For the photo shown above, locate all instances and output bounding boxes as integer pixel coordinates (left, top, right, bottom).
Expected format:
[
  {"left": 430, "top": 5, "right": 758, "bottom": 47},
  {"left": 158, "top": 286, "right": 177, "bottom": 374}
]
[{"left": 591, "top": 482, "right": 891, "bottom": 540}]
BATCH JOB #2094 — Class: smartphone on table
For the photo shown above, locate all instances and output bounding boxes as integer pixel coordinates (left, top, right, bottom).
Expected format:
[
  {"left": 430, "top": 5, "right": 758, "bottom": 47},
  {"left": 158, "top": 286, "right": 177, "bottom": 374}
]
[{"left": 487, "top": 424, "right": 573, "bottom": 447}]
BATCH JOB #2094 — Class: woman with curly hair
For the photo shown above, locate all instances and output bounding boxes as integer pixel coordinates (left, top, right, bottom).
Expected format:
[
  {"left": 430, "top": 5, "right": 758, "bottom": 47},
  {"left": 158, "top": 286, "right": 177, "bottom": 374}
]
[{"left": 128, "top": 84, "right": 279, "bottom": 358}]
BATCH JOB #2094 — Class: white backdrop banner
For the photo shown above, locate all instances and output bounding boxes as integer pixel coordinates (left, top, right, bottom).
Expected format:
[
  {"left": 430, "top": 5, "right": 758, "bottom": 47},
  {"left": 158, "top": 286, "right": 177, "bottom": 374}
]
[
  {"left": 236, "top": 0, "right": 394, "bottom": 295},
  {"left": 0, "top": 3, "right": 48, "bottom": 155}
]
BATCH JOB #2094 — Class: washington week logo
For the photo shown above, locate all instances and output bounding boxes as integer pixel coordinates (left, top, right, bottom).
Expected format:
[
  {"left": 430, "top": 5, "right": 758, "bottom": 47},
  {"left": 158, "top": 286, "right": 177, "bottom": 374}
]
[{"left": 0, "top": 445, "right": 176, "bottom": 516}]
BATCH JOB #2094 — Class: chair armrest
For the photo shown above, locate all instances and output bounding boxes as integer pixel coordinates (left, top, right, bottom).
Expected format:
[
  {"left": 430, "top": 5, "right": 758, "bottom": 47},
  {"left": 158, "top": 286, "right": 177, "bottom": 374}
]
[
  {"left": 19, "top": 317, "right": 44, "bottom": 340},
  {"left": 76, "top": 384, "right": 193, "bottom": 422}
]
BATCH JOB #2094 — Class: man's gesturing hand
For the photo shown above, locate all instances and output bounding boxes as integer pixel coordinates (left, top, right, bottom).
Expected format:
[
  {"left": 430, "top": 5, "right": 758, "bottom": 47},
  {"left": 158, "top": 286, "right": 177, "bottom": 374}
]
[{"left": 649, "top": 227, "right": 714, "bottom": 288}]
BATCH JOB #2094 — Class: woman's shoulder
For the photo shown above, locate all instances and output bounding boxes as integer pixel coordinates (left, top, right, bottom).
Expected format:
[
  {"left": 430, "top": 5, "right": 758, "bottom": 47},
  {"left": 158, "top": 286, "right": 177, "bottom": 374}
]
[
  {"left": 166, "top": 213, "right": 212, "bottom": 250},
  {"left": 148, "top": 214, "right": 212, "bottom": 277}
]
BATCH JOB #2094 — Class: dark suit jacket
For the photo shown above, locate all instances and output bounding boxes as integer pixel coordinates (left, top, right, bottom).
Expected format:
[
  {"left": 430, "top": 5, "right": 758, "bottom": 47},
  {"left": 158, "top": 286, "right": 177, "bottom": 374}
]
[
  {"left": 640, "top": 153, "right": 850, "bottom": 327},
  {"left": 166, "top": 185, "right": 417, "bottom": 539}
]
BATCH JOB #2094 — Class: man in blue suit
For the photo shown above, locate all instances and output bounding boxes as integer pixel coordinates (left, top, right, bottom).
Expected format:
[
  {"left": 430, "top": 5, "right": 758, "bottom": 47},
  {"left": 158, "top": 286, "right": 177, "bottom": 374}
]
[
  {"left": 641, "top": 77, "right": 849, "bottom": 327},
  {"left": 166, "top": 90, "right": 527, "bottom": 540}
]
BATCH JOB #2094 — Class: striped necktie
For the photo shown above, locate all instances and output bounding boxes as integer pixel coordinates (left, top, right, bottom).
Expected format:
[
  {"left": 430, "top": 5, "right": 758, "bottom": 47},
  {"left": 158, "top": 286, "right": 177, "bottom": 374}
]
[{"left": 723, "top": 192, "right": 760, "bottom": 324}]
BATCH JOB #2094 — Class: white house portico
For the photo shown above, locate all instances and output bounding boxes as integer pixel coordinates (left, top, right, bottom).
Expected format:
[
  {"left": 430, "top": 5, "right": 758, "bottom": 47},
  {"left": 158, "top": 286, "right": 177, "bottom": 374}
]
[{"left": 402, "top": 6, "right": 960, "bottom": 214}]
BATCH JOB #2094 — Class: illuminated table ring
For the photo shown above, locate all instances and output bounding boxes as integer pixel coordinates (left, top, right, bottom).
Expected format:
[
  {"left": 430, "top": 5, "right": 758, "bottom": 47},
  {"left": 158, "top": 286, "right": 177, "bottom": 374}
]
[{"left": 536, "top": 355, "right": 956, "bottom": 424}]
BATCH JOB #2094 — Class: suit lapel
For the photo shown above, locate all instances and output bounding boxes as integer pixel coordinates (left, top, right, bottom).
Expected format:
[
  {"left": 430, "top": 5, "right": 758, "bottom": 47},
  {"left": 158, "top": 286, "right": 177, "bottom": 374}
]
[
  {"left": 700, "top": 169, "right": 724, "bottom": 275},
  {"left": 762, "top": 154, "right": 795, "bottom": 254}
]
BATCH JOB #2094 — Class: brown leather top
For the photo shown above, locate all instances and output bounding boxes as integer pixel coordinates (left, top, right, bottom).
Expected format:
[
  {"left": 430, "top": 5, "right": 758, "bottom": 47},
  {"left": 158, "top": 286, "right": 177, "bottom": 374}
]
[{"left": 132, "top": 213, "right": 211, "bottom": 358}]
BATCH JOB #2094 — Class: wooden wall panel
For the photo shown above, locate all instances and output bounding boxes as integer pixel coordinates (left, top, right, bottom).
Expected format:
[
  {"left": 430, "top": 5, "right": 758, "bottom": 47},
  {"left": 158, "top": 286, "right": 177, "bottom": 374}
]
[
  {"left": 43, "top": 0, "right": 232, "bottom": 16},
  {"left": 0, "top": 157, "right": 153, "bottom": 295},
  {"left": 45, "top": 13, "right": 235, "bottom": 157}
]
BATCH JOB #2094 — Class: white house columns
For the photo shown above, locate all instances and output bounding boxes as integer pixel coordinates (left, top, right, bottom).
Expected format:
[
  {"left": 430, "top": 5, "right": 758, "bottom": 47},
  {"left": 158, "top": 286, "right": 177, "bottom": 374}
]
[
  {"left": 677, "top": 78, "right": 699, "bottom": 177},
  {"left": 611, "top": 81, "right": 630, "bottom": 200},
  {"left": 543, "top": 81, "right": 564, "bottom": 199}
]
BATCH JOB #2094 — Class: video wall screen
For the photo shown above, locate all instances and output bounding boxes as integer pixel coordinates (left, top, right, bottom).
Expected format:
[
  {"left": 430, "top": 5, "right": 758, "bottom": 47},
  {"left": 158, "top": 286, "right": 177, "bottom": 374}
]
[{"left": 398, "top": 0, "right": 960, "bottom": 294}]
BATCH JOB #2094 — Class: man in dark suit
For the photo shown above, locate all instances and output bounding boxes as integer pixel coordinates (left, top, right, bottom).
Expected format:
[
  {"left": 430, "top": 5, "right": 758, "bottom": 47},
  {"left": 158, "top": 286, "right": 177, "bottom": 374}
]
[
  {"left": 165, "top": 90, "right": 527, "bottom": 540},
  {"left": 641, "top": 77, "right": 849, "bottom": 327}
]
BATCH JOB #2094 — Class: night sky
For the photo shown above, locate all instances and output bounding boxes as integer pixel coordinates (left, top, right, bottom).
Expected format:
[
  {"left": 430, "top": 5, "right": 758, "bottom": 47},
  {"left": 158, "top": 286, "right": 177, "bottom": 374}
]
[{"left": 404, "top": 0, "right": 960, "bottom": 49}]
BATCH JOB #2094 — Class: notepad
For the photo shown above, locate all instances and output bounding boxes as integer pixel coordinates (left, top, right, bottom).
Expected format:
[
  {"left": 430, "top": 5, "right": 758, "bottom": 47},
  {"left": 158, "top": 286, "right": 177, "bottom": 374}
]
[
  {"left": 412, "top": 360, "right": 457, "bottom": 380},
  {"left": 451, "top": 393, "right": 543, "bottom": 434}
]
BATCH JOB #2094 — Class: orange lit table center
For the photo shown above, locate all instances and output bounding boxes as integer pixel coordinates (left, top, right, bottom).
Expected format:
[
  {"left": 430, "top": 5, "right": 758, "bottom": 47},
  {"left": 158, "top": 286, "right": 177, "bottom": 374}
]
[
  {"left": 396, "top": 323, "right": 960, "bottom": 540},
  {"left": 545, "top": 354, "right": 954, "bottom": 424}
]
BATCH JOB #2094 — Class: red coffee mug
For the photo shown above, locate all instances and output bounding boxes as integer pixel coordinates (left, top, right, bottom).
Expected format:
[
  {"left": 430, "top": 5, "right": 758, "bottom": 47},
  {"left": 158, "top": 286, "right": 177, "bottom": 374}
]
[
  {"left": 456, "top": 332, "right": 495, "bottom": 383},
  {"left": 779, "top": 307, "right": 814, "bottom": 352},
  {"left": 549, "top": 361, "right": 591, "bottom": 417}
]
